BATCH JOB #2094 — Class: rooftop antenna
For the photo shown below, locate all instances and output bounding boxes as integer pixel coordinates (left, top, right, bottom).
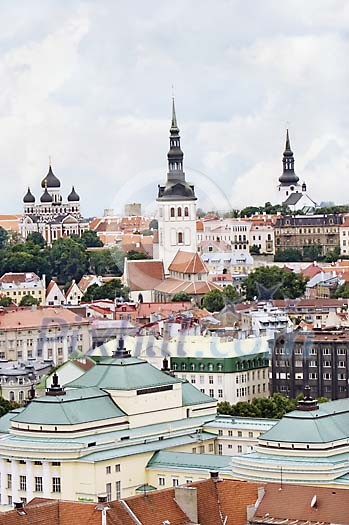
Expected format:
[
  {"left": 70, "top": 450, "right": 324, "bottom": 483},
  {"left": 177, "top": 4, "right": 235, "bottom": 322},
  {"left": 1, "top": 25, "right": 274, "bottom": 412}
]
[{"left": 279, "top": 466, "right": 283, "bottom": 490}]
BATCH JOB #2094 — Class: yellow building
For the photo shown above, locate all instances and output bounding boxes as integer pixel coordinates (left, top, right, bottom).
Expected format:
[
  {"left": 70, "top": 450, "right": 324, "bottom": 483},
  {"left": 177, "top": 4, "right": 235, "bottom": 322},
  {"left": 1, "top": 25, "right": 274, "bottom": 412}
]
[
  {"left": 0, "top": 272, "right": 46, "bottom": 306},
  {"left": 0, "top": 338, "right": 217, "bottom": 506}
]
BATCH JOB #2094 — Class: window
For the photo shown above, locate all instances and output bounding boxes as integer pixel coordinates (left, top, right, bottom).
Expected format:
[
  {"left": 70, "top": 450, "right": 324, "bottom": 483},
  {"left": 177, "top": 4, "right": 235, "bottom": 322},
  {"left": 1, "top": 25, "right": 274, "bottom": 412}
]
[
  {"left": 184, "top": 207, "right": 189, "bottom": 217},
  {"left": 178, "top": 232, "right": 183, "bottom": 244},
  {"left": 199, "top": 375, "right": 204, "bottom": 384},
  {"left": 115, "top": 464, "right": 120, "bottom": 472},
  {"left": 208, "top": 443, "right": 214, "bottom": 452},
  {"left": 309, "top": 360, "right": 317, "bottom": 367},
  {"left": 237, "top": 431, "right": 242, "bottom": 437},
  {"left": 52, "top": 462, "right": 61, "bottom": 466},
  {"left": 199, "top": 445, "right": 205, "bottom": 454},
  {"left": 323, "top": 349, "right": 330, "bottom": 355},
  {"left": 172, "top": 478, "right": 179, "bottom": 487},
  {"left": 238, "top": 445, "right": 243, "bottom": 453},
  {"left": 35, "top": 477, "right": 43, "bottom": 492},
  {"left": 177, "top": 207, "right": 182, "bottom": 217},
  {"left": 209, "top": 389, "right": 214, "bottom": 397},
  {"left": 218, "top": 389, "right": 223, "bottom": 398},
  {"left": 159, "top": 477, "right": 165, "bottom": 486},
  {"left": 8, "top": 496, "right": 12, "bottom": 506},
  {"left": 52, "top": 477, "right": 61, "bottom": 493},
  {"left": 20, "top": 475, "right": 26, "bottom": 491},
  {"left": 323, "top": 372, "right": 331, "bottom": 380},
  {"left": 248, "top": 431, "right": 253, "bottom": 438},
  {"left": 105, "top": 482, "right": 112, "bottom": 502},
  {"left": 228, "top": 430, "right": 233, "bottom": 437},
  {"left": 191, "top": 376, "right": 196, "bottom": 384},
  {"left": 34, "top": 461, "right": 42, "bottom": 466},
  {"left": 106, "top": 466, "right": 111, "bottom": 474},
  {"left": 192, "top": 447, "right": 196, "bottom": 454},
  {"left": 209, "top": 376, "right": 214, "bottom": 384},
  {"left": 218, "top": 444, "right": 222, "bottom": 455},
  {"left": 7, "top": 474, "right": 11, "bottom": 489},
  {"left": 309, "top": 372, "right": 318, "bottom": 379},
  {"left": 115, "top": 481, "right": 121, "bottom": 500},
  {"left": 170, "top": 207, "right": 175, "bottom": 217}
]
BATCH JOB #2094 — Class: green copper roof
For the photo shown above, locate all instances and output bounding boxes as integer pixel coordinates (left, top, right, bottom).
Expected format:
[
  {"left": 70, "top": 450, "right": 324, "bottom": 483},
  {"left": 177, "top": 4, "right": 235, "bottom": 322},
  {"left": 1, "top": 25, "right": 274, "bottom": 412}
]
[
  {"left": 147, "top": 450, "right": 232, "bottom": 471},
  {"left": 0, "top": 409, "right": 23, "bottom": 434},
  {"left": 181, "top": 381, "right": 216, "bottom": 406},
  {"left": 135, "top": 484, "right": 157, "bottom": 492},
  {"left": 66, "top": 357, "right": 182, "bottom": 391},
  {"left": 261, "top": 399, "right": 349, "bottom": 444},
  {"left": 12, "top": 387, "right": 126, "bottom": 426}
]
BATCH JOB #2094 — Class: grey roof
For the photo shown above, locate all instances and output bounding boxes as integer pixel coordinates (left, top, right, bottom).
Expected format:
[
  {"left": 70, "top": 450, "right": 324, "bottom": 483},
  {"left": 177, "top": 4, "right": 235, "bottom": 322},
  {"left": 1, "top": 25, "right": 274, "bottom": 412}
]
[
  {"left": 12, "top": 387, "right": 126, "bottom": 426},
  {"left": 283, "top": 192, "right": 303, "bottom": 206},
  {"left": 147, "top": 450, "right": 232, "bottom": 471},
  {"left": 181, "top": 380, "right": 216, "bottom": 406},
  {"left": 66, "top": 356, "right": 182, "bottom": 391},
  {"left": 41, "top": 165, "right": 61, "bottom": 188},
  {"left": 260, "top": 398, "right": 349, "bottom": 444}
]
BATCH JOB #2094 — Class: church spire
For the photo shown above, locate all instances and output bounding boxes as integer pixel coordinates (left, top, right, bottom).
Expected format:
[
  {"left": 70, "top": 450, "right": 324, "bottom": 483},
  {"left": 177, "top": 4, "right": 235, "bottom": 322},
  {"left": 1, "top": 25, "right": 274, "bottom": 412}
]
[
  {"left": 167, "top": 97, "right": 184, "bottom": 181},
  {"left": 278, "top": 129, "right": 299, "bottom": 185}
]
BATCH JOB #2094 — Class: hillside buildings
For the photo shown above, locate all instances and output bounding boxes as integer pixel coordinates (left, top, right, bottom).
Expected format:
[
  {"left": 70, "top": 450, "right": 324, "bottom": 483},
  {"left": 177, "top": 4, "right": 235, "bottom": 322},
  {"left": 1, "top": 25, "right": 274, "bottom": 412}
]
[{"left": 20, "top": 164, "right": 89, "bottom": 245}]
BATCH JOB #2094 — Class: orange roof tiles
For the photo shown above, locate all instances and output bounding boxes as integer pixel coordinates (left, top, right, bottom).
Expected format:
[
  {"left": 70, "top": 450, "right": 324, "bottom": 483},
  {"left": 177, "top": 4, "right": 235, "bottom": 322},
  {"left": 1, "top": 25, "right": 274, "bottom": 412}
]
[
  {"left": 0, "top": 307, "right": 89, "bottom": 330},
  {"left": 255, "top": 483, "right": 349, "bottom": 525},
  {"left": 126, "top": 260, "right": 165, "bottom": 291},
  {"left": 169, "top": 251, "right": 208, "bottom": 274},
  {"left": 125, "top": 490, "right": 191, "bottom": 525},
  {"left": 0, "top": 272, "right": 40, "bottom": 284},
  {"left": 154, "top": 277, "right": 221, "bottom": 295},
  {"left": 137, "top": 301, "right": 193, "bottom": 318}
]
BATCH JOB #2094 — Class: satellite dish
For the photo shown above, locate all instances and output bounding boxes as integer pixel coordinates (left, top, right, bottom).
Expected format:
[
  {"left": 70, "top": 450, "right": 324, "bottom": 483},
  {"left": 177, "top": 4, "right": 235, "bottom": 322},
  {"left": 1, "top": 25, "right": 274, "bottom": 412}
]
[{"left": 310, "top": 495, "right": 317, "bottom": 508}]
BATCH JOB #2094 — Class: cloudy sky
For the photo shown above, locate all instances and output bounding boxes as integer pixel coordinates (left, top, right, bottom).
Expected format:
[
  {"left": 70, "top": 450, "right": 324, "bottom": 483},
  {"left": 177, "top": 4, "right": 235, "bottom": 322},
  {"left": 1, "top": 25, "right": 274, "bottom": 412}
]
[{"left": 1, "top": 0, "right": 348, "bottom": 216}]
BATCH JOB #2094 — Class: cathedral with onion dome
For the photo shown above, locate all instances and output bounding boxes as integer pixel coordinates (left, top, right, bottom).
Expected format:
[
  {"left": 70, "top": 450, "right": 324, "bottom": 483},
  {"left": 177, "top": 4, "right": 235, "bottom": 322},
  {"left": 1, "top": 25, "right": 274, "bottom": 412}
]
[{"left": 20, "top": 164, "right": 89, "bottom": 244}]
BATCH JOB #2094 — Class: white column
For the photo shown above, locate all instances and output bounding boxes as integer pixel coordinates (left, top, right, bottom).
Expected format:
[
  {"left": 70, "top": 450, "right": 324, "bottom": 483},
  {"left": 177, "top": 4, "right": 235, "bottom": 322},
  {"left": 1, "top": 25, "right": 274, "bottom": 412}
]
[
  {"left": 11, "top": 461, "right": 19, "bottom": 503},
  {"left": 42, "top": 462, "right": 50, "bottom": 498},
  {"left": 0, "top": 459, "right": 6, "bottom": 505},
  {"left": 26, "top": 461, "right": 34, "bottom": 503}
]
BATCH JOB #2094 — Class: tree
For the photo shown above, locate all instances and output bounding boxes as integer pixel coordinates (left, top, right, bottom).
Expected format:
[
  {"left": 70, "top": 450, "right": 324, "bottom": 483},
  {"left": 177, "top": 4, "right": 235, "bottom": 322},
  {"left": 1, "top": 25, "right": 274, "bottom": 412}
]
[
  {"left": 302, "top": 245, "right": 322, "bottom": 262},
  {"left": 26, "top": 232, "right": 46, "bottom": 248},
  {"left": 19, "top": 295, "right": 40, "bottom": 307},
  {"left": 223, "top": 285, "right": 240, "bottom": 302},
  {"left": 0, "top": 296, "right": 12, "bottom": 307},
  {"left": 243, "top": 266, "right": 307, "bottom": 301},
  {"left": 202, "top": 290, "right": 224, "bottom": 312},
  {"left": 0, "top": 227, "right": 8, "bottom": 249},
  {"left": 0, "top": 397, "right": 18, "bottom": 417},
  {"left": 83, "top": 279, "right": 129, "bottom": 301},
  {"left": 126, "top": 250, "right": 150, "bottom": 260},
  {"left": 334, "top": 282, "right": 349, "bottom": 299},
  {"left": 109, "top": 246, "right": 126, "bottom": 275},
  {"left": 89, "top": 250, "right": 120, "bottom": 275},
  {"left": 149, "top": 219, "right": 158, "bottom": 230},
  {"left": 324, "top": 247, "right": 340, "bottom": 263},
  {"left": 171, "top": 292, "right": 192, "bottom": 302},
  {"left": 75, "top": 230, "right": 103, "bottom": 248},
  {"left": 50, "top": 238, "right": 88, "bottom": 284},
  {"left": 250, "top": 244, "right": 261, "bottom": 255},
  {"left": 274, "top": 248, "right": 303, "bottom": 262}
]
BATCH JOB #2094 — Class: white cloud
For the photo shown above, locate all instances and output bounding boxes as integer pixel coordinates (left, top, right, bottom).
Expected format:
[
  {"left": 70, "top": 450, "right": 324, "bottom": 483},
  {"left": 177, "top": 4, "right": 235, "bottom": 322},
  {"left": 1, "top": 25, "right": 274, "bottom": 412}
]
[{"left": 0, "top": 0, "right": 347, "bottom": 215}]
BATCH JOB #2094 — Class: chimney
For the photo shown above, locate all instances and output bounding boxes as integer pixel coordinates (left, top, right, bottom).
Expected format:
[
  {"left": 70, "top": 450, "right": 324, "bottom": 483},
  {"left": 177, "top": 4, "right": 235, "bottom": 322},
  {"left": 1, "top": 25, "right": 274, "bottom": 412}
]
[
  {"left": 174, "top": 486, "right": 198, "bottom": 524},
  {"left": 210, "top": 471, "right": 219, "bottom": 481},
  {"left": 96, "top": 495, "right": 109, "bottom": 525}
]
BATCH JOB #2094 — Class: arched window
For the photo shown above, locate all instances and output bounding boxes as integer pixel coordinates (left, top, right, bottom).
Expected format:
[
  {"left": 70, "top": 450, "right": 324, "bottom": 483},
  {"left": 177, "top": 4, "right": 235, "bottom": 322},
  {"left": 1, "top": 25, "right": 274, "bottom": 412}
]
[
  {"left": 208, "top": 364, "right": 213, "bottom": 372},
  {"left": 190, "top": 363, "right": 195, "bottom": 371},
  {"left": 170, "top": 207, "right": 175, "bottom": 218},
  {"left": 9, "top": 391, "right": 15, "bottom": 401},
  {"left": 181, "top": 363, "right": 187, "bottom": 371},
  {"left": 178, "top": 232, "right": 183, "bottom": 244},
  {"left": 184, "top": 207, "right": 189, "bottom": 217},
  {"left": 200, "top": 363, "right": 205, "bottom": 371},
  {"left": 217, "top": 364, "right": 223, "bottom": 372},
  {"left": 177, "top": 207, "right": 182, "bottom": 217},
  {"left": 18, "top": 391, "right": 24, "bottom": 402}
]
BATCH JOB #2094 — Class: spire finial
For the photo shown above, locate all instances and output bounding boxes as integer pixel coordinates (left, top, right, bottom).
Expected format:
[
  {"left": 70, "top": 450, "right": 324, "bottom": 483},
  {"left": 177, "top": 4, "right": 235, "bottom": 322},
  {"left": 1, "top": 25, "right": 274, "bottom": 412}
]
[
  {"left": 48, "top": 155, "right": 52, "bottom": 168},
  {"left": 171, "top": 97, "right": 178, "bottom": 130},
  {"left": 285, "top": 129, "right": 291, "bottom": 152}
]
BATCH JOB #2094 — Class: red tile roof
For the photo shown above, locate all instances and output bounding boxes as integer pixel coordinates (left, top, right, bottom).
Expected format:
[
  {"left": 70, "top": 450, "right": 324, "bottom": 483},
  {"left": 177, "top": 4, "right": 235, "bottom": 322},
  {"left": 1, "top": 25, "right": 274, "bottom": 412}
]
[
  {"left": 155, "top": 277, "right": 221, "bottom": 296},
  {"left": 125, "top": 260, "right": 165, "bottom": 291},
  {"left": 0, "top": 272, "right": 40, "bottom": 284},
  {"left": 0, "top": 307, "right": 89, "bottom": 330},
  {"left": 169, "top": 251, "right": 208, "bottom": 274},
  {"left": 137, "top": 301, "right": 193, "bottom": 318},
  {"left": 254, "top": 483, "right": 349, "bottom": 525}
]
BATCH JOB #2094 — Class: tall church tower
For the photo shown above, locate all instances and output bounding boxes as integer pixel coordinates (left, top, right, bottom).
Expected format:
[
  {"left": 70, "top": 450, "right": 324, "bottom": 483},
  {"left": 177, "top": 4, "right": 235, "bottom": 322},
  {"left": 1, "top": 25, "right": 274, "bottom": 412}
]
[
  {"left": 157, "top": 99, "right": 197, "bottom": 273},
  {"left": 277, "top": 129, "right": 302, "bottom": 202}
]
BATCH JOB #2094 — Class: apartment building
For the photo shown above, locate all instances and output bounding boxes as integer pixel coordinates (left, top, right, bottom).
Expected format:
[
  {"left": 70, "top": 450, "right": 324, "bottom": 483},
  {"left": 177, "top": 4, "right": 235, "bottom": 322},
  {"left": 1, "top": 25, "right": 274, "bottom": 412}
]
[
  {"left": 0, "top": 307, "right": 90, "bottom": 365},
  {"left": 0, "top": 273, "right": 46, "bottom": 306},
  {"left": 274, "top": 214, "right": 342, "bottom": 256},
  {"left": 270, "top": 329, "right": 349, "bottom": 399}
]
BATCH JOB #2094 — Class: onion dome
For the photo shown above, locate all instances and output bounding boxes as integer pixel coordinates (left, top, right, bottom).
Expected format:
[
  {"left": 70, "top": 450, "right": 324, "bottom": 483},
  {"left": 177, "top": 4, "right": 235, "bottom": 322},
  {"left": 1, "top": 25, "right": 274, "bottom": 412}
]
[
  {"left": 67, "top": 186, "right": 80, "bottom": 202},
  {"left": 41, "top": 164, "right": 61, "bottom": 188},
  {"left": 23, "top": 187, "right": 35, "bottom": 203},
  {"left": 40, "top": 187, "right": 53, "bottom": 203}
]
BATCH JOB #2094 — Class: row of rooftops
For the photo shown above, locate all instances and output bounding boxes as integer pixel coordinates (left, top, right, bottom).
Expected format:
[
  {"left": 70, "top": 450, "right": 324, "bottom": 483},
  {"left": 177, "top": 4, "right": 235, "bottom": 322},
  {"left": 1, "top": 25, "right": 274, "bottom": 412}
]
[{"left": 1, "top": 475, "right": 349, "bottom": 525}]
